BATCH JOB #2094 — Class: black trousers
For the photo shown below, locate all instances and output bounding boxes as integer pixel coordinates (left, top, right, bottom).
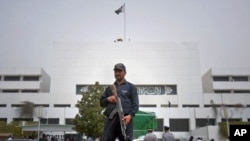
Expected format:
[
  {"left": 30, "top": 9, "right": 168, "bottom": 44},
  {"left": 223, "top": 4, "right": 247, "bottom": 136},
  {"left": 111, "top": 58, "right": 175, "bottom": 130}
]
[{"left": 102, "top": 114, "right": 133, "bottom": 141}]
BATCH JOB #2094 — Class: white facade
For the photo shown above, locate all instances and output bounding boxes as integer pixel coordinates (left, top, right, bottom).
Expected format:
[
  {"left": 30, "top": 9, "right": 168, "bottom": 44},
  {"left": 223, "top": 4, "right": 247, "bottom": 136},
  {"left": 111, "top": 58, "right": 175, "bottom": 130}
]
[{"left": 0, "top": 42, "right": 250, "bottom": 140}]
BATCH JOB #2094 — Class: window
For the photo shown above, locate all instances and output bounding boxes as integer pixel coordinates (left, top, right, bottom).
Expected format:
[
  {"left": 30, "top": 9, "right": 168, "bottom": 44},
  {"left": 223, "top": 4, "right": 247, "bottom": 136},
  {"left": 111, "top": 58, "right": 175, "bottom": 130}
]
[
  {"left": 2, "top": 90, "right": 19, "bottom": 93},
  {"left": 213, "top": 76, "right": 229, "bottom": 81},
  {"left": 169, "top": 119, "right": 189, "bottom": 131},
  {"left": 204, "top": 105, "right": 220, "bottom": 108},
  {"left": 225, "top": 105, "right": 242, "bottom": 108},
  {"left": 155, "top": 119, "right": 164, "bottom": 131},
  {"left": 21, "top": 90, "right": 38, "bottom": 93},
  {"left": 139, "top": 104, "right": 157, "bottom": 108},
  {"left": 41, "top": 118, "right": 61, "bottom": 124},
  {"left": 4, "top": 76, "right": 20, "bottom": 81},
  {"left": 231, "top": 76, "right": 248, "bottom": 82},
  {"left": 11, "top": 104, "right": 24, "bottom": 107},
  {"left": 221, "top": 118, "right": 241, "bottom": 122},
  {"left": 0, "top": 118, "right": 7, "bottom": 123},
  {"left": 0, "top": 104, "right": 7, "bottom": 107},
  {"left": 214, "top": 90, "right": 231, "bottom": 93},
  {"left": 23, "top": 76, "right": 40, "bottom": 81},
  {"left": 182, "top": 105, "right": 199, "bottom": 108},
  {"left": 48, "top": 118, "right": 59, "bottom": 124},
  {"left": 196, "top": 118, "right": 216, "bottom": 128},
  {"left": 13, "top": 118, "right": 33, "bottom": 122},
  {"left": 35, "top": 104, "right": 49, "bottom": 107},
  {"left": 161, "top": 104, "right": 178, "bottom": 108},
  {"left": 40, "top": 118, "right": 48, "bottom": 124},
  {"left": 233, "top": 90, "right": 250, "bottom": 93},
  {"left": 54, "top": 104, "right": 71, "bottom": 107},
  {"left": 65, "top": 118, "right": 74, "bottom": 125}
]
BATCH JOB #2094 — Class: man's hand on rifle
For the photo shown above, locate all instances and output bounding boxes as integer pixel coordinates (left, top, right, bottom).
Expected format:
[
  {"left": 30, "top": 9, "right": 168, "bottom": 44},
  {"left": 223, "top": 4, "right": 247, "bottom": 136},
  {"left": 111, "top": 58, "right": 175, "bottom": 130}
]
[
  {"left": 123, "top": 115, "right": 132, "bottom": 125},
  {"left": 107, "top": 95, "right": 117, "bottom": 103}
]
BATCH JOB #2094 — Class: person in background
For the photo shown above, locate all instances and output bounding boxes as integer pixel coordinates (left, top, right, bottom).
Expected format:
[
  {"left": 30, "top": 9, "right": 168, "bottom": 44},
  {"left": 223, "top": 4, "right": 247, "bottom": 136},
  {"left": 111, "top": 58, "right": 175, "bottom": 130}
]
[
  {"left": 144, "top": 128, "right": 157, "bottom": 141},
  {"left": 7, "top": 135, "right": 13, "bottom": 140},
  {"left": 39, "top": 134, "right": 47, "bottom": 141},
  {"left": 189, "top": 136, "right": 194, "bottom": 141},
  {"left": 162, "top": 126, "right": 175, "bottom": 141}
]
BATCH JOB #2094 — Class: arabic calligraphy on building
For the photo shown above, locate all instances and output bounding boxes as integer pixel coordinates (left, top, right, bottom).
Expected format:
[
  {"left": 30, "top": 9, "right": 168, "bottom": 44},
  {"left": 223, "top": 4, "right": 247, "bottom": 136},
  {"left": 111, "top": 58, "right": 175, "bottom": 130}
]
[
  {"left": 136, "top": 85, "right": 177, "bottom": 95},
  {"left": 76, "top": 85, "right": 177, "bottom": 95}
]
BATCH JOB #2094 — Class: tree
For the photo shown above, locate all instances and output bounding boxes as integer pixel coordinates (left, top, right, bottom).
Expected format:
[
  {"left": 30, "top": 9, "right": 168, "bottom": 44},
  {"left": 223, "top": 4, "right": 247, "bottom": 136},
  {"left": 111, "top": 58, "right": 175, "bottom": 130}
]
[
  {"left": 74, "top": 82, "right": 105, "bottom": 138},
  {"left": 0, "top": 121, "right": 22, "bottom": 137}
]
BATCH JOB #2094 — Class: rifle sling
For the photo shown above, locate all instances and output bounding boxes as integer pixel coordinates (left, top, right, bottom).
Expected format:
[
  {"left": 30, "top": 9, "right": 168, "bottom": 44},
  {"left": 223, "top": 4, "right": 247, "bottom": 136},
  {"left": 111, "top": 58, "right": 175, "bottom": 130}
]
[{"left": 108, "top": 108, "right": 118, "bottom": 119}]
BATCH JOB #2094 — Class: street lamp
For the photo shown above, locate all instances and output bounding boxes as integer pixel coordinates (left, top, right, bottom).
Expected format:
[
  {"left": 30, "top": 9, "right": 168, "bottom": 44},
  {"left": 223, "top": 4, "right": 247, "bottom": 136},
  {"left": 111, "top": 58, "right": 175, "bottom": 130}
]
[{"left": 35, "top": 106, "right": 47, "bottom": 140}]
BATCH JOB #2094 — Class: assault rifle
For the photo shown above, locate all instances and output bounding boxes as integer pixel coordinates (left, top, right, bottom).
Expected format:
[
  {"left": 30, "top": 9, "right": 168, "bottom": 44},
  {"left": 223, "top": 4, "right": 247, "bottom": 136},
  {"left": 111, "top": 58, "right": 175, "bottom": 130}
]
[{"left": 109, "top": 84, "right": 127, "bottom": 140}]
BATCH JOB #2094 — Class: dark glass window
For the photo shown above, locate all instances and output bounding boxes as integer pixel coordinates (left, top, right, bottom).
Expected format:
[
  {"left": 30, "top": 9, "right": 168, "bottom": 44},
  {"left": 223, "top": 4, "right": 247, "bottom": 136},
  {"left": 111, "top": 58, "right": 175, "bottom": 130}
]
[
  {"left": 35, "top": 104, "right": 49, "bottom": 107},
  {"left": 13, "top": 118, "right": 33, "bottom": 122},
  {"left": 54, "top": 104, "right": 71, "bottom": 107},
  {"left": 139, "top": 104, "right": 157, "bottom": 108},
  {"left": 155, "top": 118, "right": 164, "bottom": 131},
  {"left": 2, "top": 90, "right": 19, "bottom": 93},
  {"left": 214, "top": 90, "right": 231, "bottom": 93},
  {"left": 65, "top": 118, "right": 74, "bottom": 125},
  {"left": 233, "top": 90, "right": 250, "bottom": 93},
  {"left": 21, "top": 90, "right": 38, "bottom": 93},
  {"left": 0, "top": 104, "right": 7, "bottom": 107},
  {"left": 182, "top": 105, "right": 199, "bottom": 108},
  {"left": 0, "top": 118, "right": 7, "bottom": 123},
  {"left": 231, "top": 76, "right": 248, "bottom": 81},
  {"left": 161, "top": 104, "right": 178, "bottom": 108},
  {"left": 23, "top": 76, "right": 40, "bottom": 81},
  {"left": 48, "top": 118, "right": 59, "bottom": 124},
  {"left": 40, "top": 118, "right": 59, "bottom": 124},
  {"left": 213, "top": 76, "right": 229, "bottom": 81},
  {"left": 11, "top": 104, "right": 24, "bottom": 107},
  {"left": 40, "top": 118, "right": 48, "bottom": 124},
  {"left": 221, "top": 118, "right": 241, "bottom": 122},
  {"left": 4, "top": 76, "right": 20, "bottom": 81},
  {"left": 196, "top": 118, "right": 216, "bottom": 128},
  {"left": 169, "top": 119, "right": 189, "bottom": 131}
]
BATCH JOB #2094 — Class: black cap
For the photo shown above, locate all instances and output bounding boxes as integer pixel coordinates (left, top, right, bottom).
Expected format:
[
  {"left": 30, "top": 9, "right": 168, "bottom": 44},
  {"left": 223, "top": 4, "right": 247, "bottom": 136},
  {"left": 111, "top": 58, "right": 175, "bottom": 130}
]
[{"left": 113, "top": 63, "right": 126, "bottom": 72}]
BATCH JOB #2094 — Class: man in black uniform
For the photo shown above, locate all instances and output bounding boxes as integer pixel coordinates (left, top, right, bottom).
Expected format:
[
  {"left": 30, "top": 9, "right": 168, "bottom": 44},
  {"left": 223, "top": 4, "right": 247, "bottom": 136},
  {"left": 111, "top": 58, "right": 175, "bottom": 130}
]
[{"left": 100, "top": 63, "right": 139, "bottom": 141}]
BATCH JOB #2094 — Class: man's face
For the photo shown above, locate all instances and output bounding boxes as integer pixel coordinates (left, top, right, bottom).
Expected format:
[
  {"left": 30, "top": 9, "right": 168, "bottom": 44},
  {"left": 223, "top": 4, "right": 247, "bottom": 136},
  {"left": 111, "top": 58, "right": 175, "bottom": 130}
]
[{"left": 114, "top": 69, "right": 126, "bottom": 81}]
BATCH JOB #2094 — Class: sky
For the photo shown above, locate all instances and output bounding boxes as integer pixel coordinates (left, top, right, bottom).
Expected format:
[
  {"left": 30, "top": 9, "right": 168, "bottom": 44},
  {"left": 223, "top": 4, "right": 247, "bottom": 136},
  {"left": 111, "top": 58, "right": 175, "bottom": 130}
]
[{"left": 0, "top": 0, "right": 250, "bottom": 74}]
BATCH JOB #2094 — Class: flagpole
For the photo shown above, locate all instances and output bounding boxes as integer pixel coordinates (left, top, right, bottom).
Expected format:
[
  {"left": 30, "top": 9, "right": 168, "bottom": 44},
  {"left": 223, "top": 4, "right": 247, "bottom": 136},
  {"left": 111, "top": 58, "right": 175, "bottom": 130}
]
[
  {"left": 115, "top": 3, "right": 126, "bottom": 42},
  {"left": 124, "top": 3, "right": 126, "bottom": 42}
]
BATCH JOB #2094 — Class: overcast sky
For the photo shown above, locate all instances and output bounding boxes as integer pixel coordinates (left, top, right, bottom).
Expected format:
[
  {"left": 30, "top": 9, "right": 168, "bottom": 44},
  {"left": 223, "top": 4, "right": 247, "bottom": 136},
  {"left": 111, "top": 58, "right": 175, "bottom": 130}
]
[{"left": 0, "top": 0, "right": 250, "bottom": 74}]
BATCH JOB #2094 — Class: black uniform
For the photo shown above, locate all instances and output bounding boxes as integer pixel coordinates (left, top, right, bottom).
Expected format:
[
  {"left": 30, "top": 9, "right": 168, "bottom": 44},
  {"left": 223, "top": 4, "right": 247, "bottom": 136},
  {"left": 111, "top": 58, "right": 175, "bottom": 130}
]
[{"left": 100, "top": 80, "right": 139, "bottom": 141}]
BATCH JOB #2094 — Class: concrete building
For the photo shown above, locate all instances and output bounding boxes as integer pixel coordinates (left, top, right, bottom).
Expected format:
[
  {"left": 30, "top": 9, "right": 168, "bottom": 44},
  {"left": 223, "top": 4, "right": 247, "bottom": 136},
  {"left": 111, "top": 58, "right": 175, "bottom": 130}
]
[{"left": 0, "top": 42, "right": 250, "bottom": 140}]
